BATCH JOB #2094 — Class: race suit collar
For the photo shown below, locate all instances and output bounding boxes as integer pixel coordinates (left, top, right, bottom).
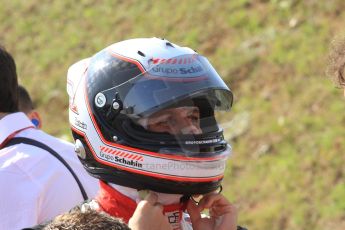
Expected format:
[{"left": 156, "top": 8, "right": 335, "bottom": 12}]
[{"left": 95, "top": 180, "right": 187, "bottom": 229}]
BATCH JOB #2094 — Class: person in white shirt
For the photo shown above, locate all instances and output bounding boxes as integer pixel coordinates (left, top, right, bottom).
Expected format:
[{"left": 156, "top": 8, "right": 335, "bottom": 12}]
[{"left": 0, "top": 45, "right": 99, "bottom": 230}]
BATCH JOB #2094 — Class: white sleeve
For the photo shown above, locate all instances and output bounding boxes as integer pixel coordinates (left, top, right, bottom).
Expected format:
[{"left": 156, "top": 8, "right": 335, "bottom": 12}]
[{"left": 0, "top": 169, "right": 40, "bottom": 229}]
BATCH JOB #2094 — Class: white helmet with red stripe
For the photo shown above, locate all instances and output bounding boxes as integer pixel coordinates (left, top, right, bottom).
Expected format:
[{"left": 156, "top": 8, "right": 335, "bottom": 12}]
[{"left": 67, "top": 37, "right": 233, "bottom": 195}]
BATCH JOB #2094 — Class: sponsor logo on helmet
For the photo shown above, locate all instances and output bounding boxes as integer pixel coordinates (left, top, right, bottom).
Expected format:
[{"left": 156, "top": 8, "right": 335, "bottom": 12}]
[
  {"left": 149, "top": 56, "right": 205, "bottom": 78},
  {"left": 185, "top": 138, "right": 222, "bottom": 145},
  {"left": 99, "top": 146, "right": 144, "bottom": 168},
  {"left": 151, "top": 65, "right": 203, "bottom": 76},
  {"left": 74, "top": 117, "right": 87, "bottom": 130}
]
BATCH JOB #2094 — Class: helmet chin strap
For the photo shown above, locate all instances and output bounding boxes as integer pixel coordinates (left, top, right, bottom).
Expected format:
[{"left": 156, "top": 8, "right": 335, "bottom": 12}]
[{"left": 109, "top": 183, "right": 183, "bottom": 205}]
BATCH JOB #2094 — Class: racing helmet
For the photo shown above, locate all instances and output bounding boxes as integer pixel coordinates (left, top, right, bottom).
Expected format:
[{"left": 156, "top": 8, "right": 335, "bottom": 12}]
[{"left": 67, "top": 37, "right": 233, "bottom": 195}]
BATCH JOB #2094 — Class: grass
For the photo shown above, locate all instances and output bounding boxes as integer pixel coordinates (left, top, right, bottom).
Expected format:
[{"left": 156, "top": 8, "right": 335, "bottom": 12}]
[{"left": 1, "top": 0, "right": 345, "bottom": 229}]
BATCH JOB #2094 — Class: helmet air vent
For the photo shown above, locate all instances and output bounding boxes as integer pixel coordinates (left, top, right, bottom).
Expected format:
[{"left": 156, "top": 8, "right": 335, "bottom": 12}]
[
  {"left": 137, "top": 51, "right": 146, "bottom": 57},
  {"left": 165, "top": 42, "right": 175, "bottom": 48}
]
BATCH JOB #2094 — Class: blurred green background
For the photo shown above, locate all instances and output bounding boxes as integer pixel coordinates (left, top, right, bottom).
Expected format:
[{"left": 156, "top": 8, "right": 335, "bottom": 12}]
[{"left": 1, "top": 0, "right": 345, "bottom": 229}]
